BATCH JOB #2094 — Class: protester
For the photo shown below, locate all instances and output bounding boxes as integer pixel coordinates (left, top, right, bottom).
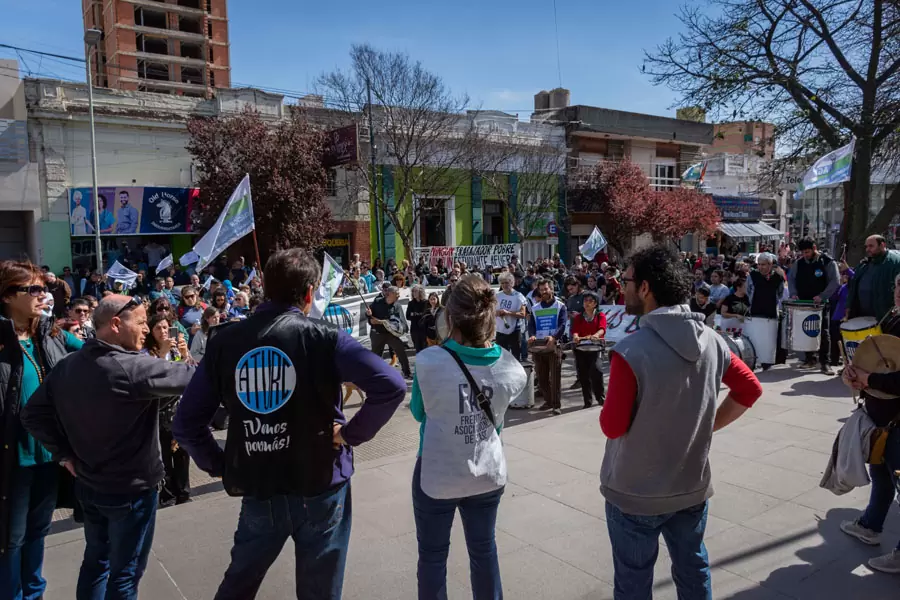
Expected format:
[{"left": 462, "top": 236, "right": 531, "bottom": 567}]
[
  {"left": 707, "top": 269, "right": 730, "bottom": 307},
  {"left": 689, "top": 285, "right": 717, "bottom": 324},
  {"left": 80, "top": 270, "right": 105, "bottom": 299},
  {"left": 173, "top": 248, "right": 406, "bottom": 600},
  {"left": 210, "top": 289, "right": 231, "bottom": 321},
  {"left": 142, "top": 313, "right": 193, "bottom": 507},
  {"left": 0, "top": 261, "right": 84, "bottom": 600},
  {"left": 829, "top": 268, "right": 854, "bottom": 367},
  {"left": 406, "top": 284, "right": 430, "bottom": 353},
  {"left": 62, "top": 266, "right": 79, "bottom": 298},
  {"left": 189, "top": 306, "right": 220, "bottom": 362},
  {"left": 228, "top": 291, "right": 250, "bottom": 320},
  {"left": 149, "top": 277, "right": 168, "bottom": 302},
  {"left": 847, "top": 234, "right": 900, "bottom": 323},
  {"left": 43, "top": 271, "right": 71, "bottom": 319},
  {"left": 367, "top": 286, "right": 412, "bottom": 379},
  {"left": 528, "top": 278, "right": 567, "bottom": 415},
  {"left": 410, "top": 274, "right": 526, "bottom": 598},
  {"left": 720, "top": 276, "right": 751, "bottom": 319},
  {"left": 494, "top": 272, "right": 527, "bottom": 361},
  {"left": 604, "top": 267, "right": 623, "bottom": 305},
  {"left": 570, "top": 291, "right": 607, "bottom": 408},
  {"left": 421, "top": 292, "right": 442, "bottom": 346},
  {"left": 599, "top": 246, "right": 762, "bottom": 598},
  {"left": 150, "top": 296, "right": 189, "bottom": 340},
  {"left": 176, "top": 285, "right": 207, "bottom": 339},
  {"left": 788, "top": 237, "right": 840, "bottom": 373},
  {"left": 747, "top": 252, "right": 787, "bottom": 368},
  {"left": 21, "top": 295, "right": 195, "bottom": 600},
  {"left": 839, "top": 274, "right": 900, "bottom": 573},
  {"left": 68, "top": 297, "right": 95, "bottom": 339}
]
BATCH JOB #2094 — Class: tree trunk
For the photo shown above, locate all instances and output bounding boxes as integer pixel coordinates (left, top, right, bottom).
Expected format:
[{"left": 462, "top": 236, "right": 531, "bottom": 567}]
[{"left": 841, "top": 137, "right": 873, "bottom": 265}]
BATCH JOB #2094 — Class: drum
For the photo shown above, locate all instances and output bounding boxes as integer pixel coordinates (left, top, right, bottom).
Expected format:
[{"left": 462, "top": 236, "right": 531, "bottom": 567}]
[
  {"left": 720, "top": 331, "right": 757, "bottom": 371},
  {"left": 841, "top": 317, "right": 881, "bottom": 362},
  {"left": 743, "top": 317, "right": 778, "bottom": 365},
  {"left": 574, "top": 339, "right": 604, "bottom": 353},
  {"left": 509, "top": 360, "right": 535, "bottom": 409},
  {"left": 783, "top": 301, "right": 823, "bottom": 352},
  {"left": 714, "top": 314, "right": 744, "bottom": 333}
]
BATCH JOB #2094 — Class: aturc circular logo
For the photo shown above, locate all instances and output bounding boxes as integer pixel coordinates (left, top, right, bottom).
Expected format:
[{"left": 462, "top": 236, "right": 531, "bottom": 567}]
[
  {"left": 235, "top": 346, "right": 296, "bottom": 414},
  {"left": 802, "top": 314, "right": 821, "bottom": 337}
]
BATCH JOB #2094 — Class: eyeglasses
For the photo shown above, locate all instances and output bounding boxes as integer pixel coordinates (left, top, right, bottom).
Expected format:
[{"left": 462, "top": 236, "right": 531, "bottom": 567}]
[
  {"left": 12, "top": 285, "right": 47, "bottom": 297},
  {"left": 183, "top": 294, "right": 196, "bottom": 300},
  {"left": 157, "top": 305, "right": 171, "bottom": 312},
  {"left": 114, "top": 297, "right": 141, "bottom": 318},
  {"left": 621, "top": 277, "right": 635, "bottom": 284},
  {"left": 73, "top": 308, "right": 90, "bottom": 314}
]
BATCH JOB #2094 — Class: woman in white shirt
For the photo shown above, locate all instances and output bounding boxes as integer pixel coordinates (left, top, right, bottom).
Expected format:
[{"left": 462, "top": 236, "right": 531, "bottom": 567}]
[{"left": 410, "top": 275, "right": 527, "bottom": 599}]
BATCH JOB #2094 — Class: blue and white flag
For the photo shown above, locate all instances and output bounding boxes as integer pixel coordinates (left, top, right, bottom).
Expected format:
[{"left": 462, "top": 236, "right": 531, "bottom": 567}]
[
  {"left": 247, "top": 268, "right": 258, "bottom": 283},
  {"left": 192, "top": 174, "right": 255, "bottom": 271},
  {"left": 156, "top": 254, "right": 173, "bottom": 272},
  {"left": 105, "top": 260, "right": 138, "bottom": 289},
  {"left": 578, "top": 226, "right": 608, "bottom": 260},
  {"left": 794, "top": 138, "right": 855, "bottom": 199},
  {"left": 179, "top": 250, "right": 200, "bottom": 266},
  {"left": 202, "top": 275, "right": 213, "bottom": 290},
  {"left": 309, "top": 253, "right": 344, "bottom": 319}
]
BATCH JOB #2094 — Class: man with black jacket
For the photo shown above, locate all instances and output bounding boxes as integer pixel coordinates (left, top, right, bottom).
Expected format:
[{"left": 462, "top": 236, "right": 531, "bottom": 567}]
[
  {"left": 173, "top": 249, "right": 406, "bottom": 600},
  {"left": 367, "top": 286, "right": 412, "bottom": 379},
  {"left": 788, "top": 237, "right": 840, "bottom": 373},
  {"left": 22, "top": 295, "right": 195, "bottom": 599}
]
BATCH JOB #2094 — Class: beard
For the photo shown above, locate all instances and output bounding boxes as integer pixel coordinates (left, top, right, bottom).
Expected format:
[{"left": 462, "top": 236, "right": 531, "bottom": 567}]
[{"left": 624, "top": 295, "right": 644, "bottom": 316}]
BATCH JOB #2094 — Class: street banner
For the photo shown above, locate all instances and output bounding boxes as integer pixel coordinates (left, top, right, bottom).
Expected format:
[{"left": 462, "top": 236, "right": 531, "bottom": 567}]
[
  {"left": 578, "top": 226, "right": 608, "bottom": 260},
  {"left": 179, "top": 250, "right": 200, "bottom": 266},
  {"left": 310, "top": 253, "right": 344, "bottom": 319},
  {"left": 156, "top": 254, "right": 173, "bottom": 272},
  {"left": 794, "top": 138, "right": 855, "bottom": 199},
  {"left": 105, "top": 260, "right": 138, "bottom": 289},
  {"left": 192, "top": 174, "right": 255, "bottom": 271},
  {"left": 681, "top": 161, "right": 707, "bottom": 183},
  {"left": 414, "top": 244, "right": 521, "bottom": 270},
  {"left": 68, "top": 186, "right": 198, "bottom": 236}
]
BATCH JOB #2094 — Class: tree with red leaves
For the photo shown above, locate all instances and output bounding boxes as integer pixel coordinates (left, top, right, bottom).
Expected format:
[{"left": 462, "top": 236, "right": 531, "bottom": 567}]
[
  {"left": 569, "top": 158, "right": 719, "bottom": 254},
  {"left": 186, "top": 106, "right": 331, "bottom": 262}
]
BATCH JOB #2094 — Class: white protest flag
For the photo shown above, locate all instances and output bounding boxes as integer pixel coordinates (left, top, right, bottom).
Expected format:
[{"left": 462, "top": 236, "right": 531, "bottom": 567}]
[
  {"left": 156, "top": 254, "right": 174, "bottom": 272},
  {"left": 247, "top": 268, "right": 258, "bottom": 283},
  {"left": 794, "top": 138, "right": 855, "bottom": 199},
  {"left": 578, "top": 226, "right": 608, "bottom": 260},
  {"left": 202, "top": 275, "right": 213, "bottom": 290},
  {"left": 309, "top": 253, "right": 345, "bottom": 319},
  {"left": 179, "top": 250, "right": 200, "bottom": 266},
  {"left": 192, "top": 174, "right": 255, "bottom": 271},
  {"left": 106, "top": 260, "right": 138, "bottom": 289}
]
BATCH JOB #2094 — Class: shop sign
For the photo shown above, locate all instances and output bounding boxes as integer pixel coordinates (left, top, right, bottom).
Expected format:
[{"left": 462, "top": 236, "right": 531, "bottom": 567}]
[{"left": 69, "top": 186, "right": 198, "bottom": 236}]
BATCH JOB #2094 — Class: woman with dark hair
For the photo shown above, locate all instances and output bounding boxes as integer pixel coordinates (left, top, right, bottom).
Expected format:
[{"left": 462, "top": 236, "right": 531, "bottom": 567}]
[
  {"left": 0, "top": 260, "right": 83, "bottom": 599},
  {"left": 409, "top": 274, "right": 527, "bottom": 598},
  {"left": 420, "top": 292, "right": 442, "bottom": 346},
  {"left": 210, "top": 289, "right": 230, "bottom": 321},
  {"left": 89, "top": 194, "right": 115, "bottom": 234},
  {"left": 175, "top": 285, "right": 207, "bottom": 341},
  {"left": 406, "top": 285, "right": 429, "bottom": 352},
  {"left": 142, "top": 313, "right": 192, "bottom": 506},
  {"left": 189, "top": 306, "right": 220, "bottom": 362},
  {"left": 149, "top": 296, "right": 189, "bottom": 339}
]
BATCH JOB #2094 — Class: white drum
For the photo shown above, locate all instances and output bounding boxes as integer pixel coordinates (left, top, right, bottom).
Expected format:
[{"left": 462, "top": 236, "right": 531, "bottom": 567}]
[
  {"left": 714, "top": 314, "right": 744, "bottom": 333},
  {"left": 743, "top": 317, "right": 778, "bottom": 365},
  {"left": 783, "top": 302, "right": 823, "bottom": 352},
  {"left": 719, "top": 331, "right": 757, "bottom": 371}
]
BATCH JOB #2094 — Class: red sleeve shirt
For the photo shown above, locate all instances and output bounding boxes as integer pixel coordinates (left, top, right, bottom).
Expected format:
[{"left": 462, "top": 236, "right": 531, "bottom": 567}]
[
  {"left": 571, "top": 312, "right": 608, "bottom": 338},
  {"left": 599, "top": 350, "right": 762, "bottom": 439}
]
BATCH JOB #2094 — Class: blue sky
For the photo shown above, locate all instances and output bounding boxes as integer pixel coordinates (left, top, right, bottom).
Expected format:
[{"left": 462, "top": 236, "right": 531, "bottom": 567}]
[{"left": 0, "top": 0, "right": 688, "bottom": 118}]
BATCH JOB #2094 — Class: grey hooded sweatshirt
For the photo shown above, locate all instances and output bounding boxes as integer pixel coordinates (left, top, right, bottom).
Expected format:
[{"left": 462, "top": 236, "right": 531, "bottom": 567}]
[{"left": 600, "top": 304, "right": 731, "bottom": 516}]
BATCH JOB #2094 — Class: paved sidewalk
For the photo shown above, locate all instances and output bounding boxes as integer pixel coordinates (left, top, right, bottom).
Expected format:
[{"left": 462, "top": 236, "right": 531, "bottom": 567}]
[{"left": 41, "top": 363, "right": 900, "bottom": 599}]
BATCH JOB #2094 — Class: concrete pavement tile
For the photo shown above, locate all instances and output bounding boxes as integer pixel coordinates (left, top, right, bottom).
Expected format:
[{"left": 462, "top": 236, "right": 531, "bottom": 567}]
[
  {"left": 495, "top": 492, "right": 603, "bottom": 546},
  {"left": 786, "top": 554, "right": 900, "bottom": 600},
  {"left": 755, "top": 446, "right": 831, "bottom": 478},
  {"left": 352, "top": 490, "right": 418, "bottom": 541},
  {"left": 503, "top": 482, "right": 534, "bottom": 499},
  {"left": 763, "top": 408, "right": 845, "bottom": 435},
  {"left": 473, "top": 545, "right": 611, "bottom": 599},
  {"left": 711, "top": 454, "right": 822, "bottom": 501},
  {"left": 652, "top": 566, "right": 789, "bottom": 600},
  {"left": 375, "top": 455, "right": 416, "bottom": 480},
  {"left": 711, "top": 431, "right": 792, "bottom": 460},
  {"left": 789, "top": 430, "right": 840, "bottom": 455},
  {"left": 790, "top": 484, "right": 872, "bottom": 512},
  {"left": 725, "top": 419, "right": 823, "bottom": 443},
  {"left": 540, "top": 475, "right": 606, "bottom": 520},
  {"left": 738, "top": 402, "right": 794, "bottom": 421},
  {"left": 506, "top": 454, "right": 596, "bottom": 493},
  {"left": 341, "top": 531, "right": 420, "bottom": 600},
  {"left": 500, "top": 442, "right": 539, "bottom": 462},
  {"left": 707, "top": 481, "right": 784, "bottom": 524}
]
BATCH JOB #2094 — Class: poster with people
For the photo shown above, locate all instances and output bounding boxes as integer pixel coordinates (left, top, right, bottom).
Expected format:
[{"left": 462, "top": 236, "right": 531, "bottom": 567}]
[{"left": 68, "top": 186, "right": 198, "bottom": 236}]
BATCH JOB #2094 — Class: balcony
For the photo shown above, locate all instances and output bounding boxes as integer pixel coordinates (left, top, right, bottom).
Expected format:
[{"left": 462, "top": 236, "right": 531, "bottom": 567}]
[{"left": 649, "top": 176, "right": 681, "bottom": 191}]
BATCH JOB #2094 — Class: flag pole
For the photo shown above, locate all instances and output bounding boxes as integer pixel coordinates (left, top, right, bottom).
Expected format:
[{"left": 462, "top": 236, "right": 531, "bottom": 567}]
[{"left": 251, "top": 229, "right": 264, "bottom": 286}]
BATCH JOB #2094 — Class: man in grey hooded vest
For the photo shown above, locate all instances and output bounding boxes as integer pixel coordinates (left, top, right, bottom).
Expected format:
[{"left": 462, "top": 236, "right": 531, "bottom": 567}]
[{"left": 599, "top": 246, "right": 762, "bottom": 599}]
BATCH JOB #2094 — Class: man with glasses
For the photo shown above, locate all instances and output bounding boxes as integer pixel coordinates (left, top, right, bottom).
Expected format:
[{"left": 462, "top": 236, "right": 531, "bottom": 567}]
[
  {"left": 528, "top": 278, "right": 567, "bottom": 415},
  {"left": 22, "top": 295, "right": 196, "bottom": 599},
  {"left": 69, "top": 298, "right": 96, "bottom": 339}
]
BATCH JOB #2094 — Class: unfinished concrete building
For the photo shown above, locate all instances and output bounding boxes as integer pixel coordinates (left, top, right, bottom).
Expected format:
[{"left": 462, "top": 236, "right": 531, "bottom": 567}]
[{"left": 82, "top": 0, "right": 231, "bottom": 98}]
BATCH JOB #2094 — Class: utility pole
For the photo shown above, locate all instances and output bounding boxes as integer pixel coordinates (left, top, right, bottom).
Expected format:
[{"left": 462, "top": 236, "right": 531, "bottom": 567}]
[
  {"left": 84, "top": 29, "right": 103, "bottom": 274},
  {"left": 367, "top": 78, "right": 382, "bottom": 260}
]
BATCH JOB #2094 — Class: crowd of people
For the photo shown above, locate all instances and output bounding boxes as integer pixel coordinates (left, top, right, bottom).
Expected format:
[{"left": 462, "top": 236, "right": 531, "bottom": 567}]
[{"left": 3, "top": 230, "right": 900, "bottom": 599}]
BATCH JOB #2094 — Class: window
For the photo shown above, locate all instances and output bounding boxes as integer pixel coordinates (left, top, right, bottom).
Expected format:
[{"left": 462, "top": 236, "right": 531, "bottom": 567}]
[
  {"left": 181, "top": 42, "right": 202, "bottom": 59},
  {"left": 179, "top": 15, "right": 202, "bottom": 34},
  {"left": 414, "top": 196, "right": 455, "bottom": 248},
  {"left": 652, "top": 163, "right": 677, "bottom": 190},
  {"left": 134, "top": 7, "right": 167, "bottom": 29},
  {"left": 138, "top": 60, "right": 169, "bottom": 81},
  {"left": 141, "top": 36, "right": 169, "bottom": 56},
  {"left": 208, "top": 22, "right": 213, "bottom": 38},
  {"left": 177, "top": 0, "right": 202, "bottom": 8},
  {"left": 325, "top": 169, "right": 337, "bottom": 196},
  {"left": 181, "top": 66, "right": 203, "bottom": 85}
]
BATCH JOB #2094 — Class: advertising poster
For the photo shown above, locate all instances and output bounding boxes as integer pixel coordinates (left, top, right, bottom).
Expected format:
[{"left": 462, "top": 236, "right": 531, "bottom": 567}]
[{"left": 69, "top": 186, "right": 198, "bottom": 236}]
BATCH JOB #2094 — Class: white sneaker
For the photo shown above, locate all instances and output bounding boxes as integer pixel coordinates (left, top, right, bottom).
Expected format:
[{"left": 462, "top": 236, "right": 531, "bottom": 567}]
[
  {"left": 840, "top": 519, "right": 881, "bottom": 545},
  {"left": 868, "top": 549, "right": 900, "bottom": 574}
]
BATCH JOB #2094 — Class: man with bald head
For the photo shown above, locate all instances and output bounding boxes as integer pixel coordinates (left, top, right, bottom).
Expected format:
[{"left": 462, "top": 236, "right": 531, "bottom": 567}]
[
  {"left": 847, "top": 234, "right": 900, "bottom": 322},
  {"left": 22, "top": 294, "right": 196, "bottom": 599}
]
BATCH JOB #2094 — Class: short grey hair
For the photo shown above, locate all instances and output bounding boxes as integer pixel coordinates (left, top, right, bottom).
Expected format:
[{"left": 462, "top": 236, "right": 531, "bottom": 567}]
[
  {"left": 411, "top": 284, "right": 426, "bottom": 300},
  {"left": 757, "top": 252, "right": 776, "bottom": 265},
  {"left": 385, "top": 285, "right": 400, "bottom": 296},
  {"left": 498, "top": 272, "right": 515, "bottom": 286}
]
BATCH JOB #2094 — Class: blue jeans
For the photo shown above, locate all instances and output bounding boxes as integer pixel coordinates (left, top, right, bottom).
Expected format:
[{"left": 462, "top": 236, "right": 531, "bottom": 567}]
[
  {"left": 605, "top": 501, "right": 712, "bottom": 600},
  {"left": 412, "top": 457, "right": 504, "bottom": 600},
  {"left": 214, "top": 481, "right": 352, "bottom": 600},
  {"left": 859, "top": 462, "right": 900, "bottom": 550},
  {"left": 75, "top": 481, "right": 158, "bottom": 600},
  {"left": 0, "top": 463, "right": 58, "bottom": 600}
]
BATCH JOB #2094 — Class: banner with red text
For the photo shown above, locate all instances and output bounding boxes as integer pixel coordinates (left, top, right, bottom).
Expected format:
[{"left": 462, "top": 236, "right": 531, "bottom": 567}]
[{"left": 414, "top": 244, "right": 521, "bottom": 270}]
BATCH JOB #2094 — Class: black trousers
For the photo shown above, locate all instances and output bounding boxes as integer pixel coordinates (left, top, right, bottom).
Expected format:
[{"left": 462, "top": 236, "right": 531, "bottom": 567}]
[
  {"left": 496, "top": 331, "right": 522, "bottom": 360},
  {"left": 533, "top": 349, "right": 562, "bottom": 409},
  {"left": 573, "top": 350, "right": 606, "bottom": 406},
  {"left": 371, "top": 330, "right": 411, "bottom": 376},
  {"left": 829, "top": 319, "right": 844, "bottom": 366},
  {"left": 411, "top": 328, "right": 428, "bottom": 353},
  {"left": 159, "top": 427, "right": 191, "bottom": 505},
  {"left": 810, "top": 306, "right": 832, "bottom": 366}
]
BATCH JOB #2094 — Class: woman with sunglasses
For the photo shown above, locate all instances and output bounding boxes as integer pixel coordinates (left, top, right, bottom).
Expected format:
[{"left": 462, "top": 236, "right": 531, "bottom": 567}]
[
  {"left": 0, "top": 260, "right": 84, "bottom": 599},
  {"left": 150, "top": 297, "right": 189, "bottom": 340},
  {"left": 175, "top": 285, "right": 207, "bottom": 341}
]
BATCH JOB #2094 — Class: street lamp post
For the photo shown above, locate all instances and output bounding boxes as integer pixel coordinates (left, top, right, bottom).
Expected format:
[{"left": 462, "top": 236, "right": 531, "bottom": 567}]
[{"left": 84, "top": 28, "right": 103, "bottom": 274}]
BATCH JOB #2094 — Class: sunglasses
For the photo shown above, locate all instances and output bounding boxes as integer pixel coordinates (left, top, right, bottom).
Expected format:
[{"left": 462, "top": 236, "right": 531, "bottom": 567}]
[
  {"left": 115, "top": 297, "right": 141, "bottom": 317},
  {"left": 183, "top": 294, "right": 196, "bottom": 300},
  {"left": 12, "top": 285, "right": 47, "bottom": 297},
  {"left": 73, "top": 308, "right": 90, "bottom": 314}
]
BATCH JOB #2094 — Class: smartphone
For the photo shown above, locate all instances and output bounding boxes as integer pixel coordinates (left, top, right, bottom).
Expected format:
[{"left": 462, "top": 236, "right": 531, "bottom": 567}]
[{"left": 168, "top": 326, "right": 179, "bottom": 340}]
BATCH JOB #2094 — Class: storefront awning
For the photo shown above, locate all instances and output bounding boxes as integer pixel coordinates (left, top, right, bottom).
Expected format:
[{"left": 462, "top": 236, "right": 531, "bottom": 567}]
[{"left": 718, "top": 221, "right": 783, "bottom": 241}]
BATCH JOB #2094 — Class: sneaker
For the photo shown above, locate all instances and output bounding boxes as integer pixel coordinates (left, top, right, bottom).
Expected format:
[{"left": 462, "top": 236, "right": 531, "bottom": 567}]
[
  {"left": 840, "top": 519, "right": 881, "bottom": 546},
  {"left": 538, "top": 403, "right": 553, "bottom": 411},
  {"left": 820, "top": 365, "right": 835, "bottom": 375},
  {"left": 551, "top": 408, "right": 562, "bottom": 416},
  {"left": 868, "top": 549, "right": 900, "bottom": 574},
  {"left": 569, "top": 380, "right": 582, "bottom": 390}
]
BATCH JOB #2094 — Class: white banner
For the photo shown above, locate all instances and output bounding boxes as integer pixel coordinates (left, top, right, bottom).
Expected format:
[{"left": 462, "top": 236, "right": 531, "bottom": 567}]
[
  {"left": 597, "top": 305, "right": 640, "bottom": 344},
  {"left": 105, "top": 260, "right": 138, "bottom": 289},
  {"left": 414, "top": 244, "right": 521, "bottom": 270}
]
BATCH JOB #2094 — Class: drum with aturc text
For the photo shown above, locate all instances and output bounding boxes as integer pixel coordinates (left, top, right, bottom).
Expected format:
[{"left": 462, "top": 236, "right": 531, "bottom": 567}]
[
  {"left": 782, "top": 301, "right": 823, "bottom": 352},
  {"left": 840, "top": 317, "right": 881, "bottom": 362}
]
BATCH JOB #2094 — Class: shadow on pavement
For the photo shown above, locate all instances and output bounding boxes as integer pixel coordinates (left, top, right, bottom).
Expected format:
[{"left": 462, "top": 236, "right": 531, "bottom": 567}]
[{"left": 783, "top": 377, "right": 848, "bottom": 399}]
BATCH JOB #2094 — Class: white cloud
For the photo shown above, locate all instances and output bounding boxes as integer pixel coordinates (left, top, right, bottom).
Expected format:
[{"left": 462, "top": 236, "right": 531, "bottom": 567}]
[{"left": 487, "top": 89, "right": 529, "bottom": 105}]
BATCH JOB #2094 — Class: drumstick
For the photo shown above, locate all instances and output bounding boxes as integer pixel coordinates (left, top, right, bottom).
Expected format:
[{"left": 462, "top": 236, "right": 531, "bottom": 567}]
[{"left": 837, "top": 341, "right": 859, "bottom": 404}]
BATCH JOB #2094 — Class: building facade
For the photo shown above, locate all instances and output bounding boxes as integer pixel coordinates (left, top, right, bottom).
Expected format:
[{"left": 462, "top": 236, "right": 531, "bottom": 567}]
[
  {"left": 83, "top": 0, "right": 230, "bottom": 97},
  {"left": 712, "top": 121, "right": 775, "bottom": 160}
]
